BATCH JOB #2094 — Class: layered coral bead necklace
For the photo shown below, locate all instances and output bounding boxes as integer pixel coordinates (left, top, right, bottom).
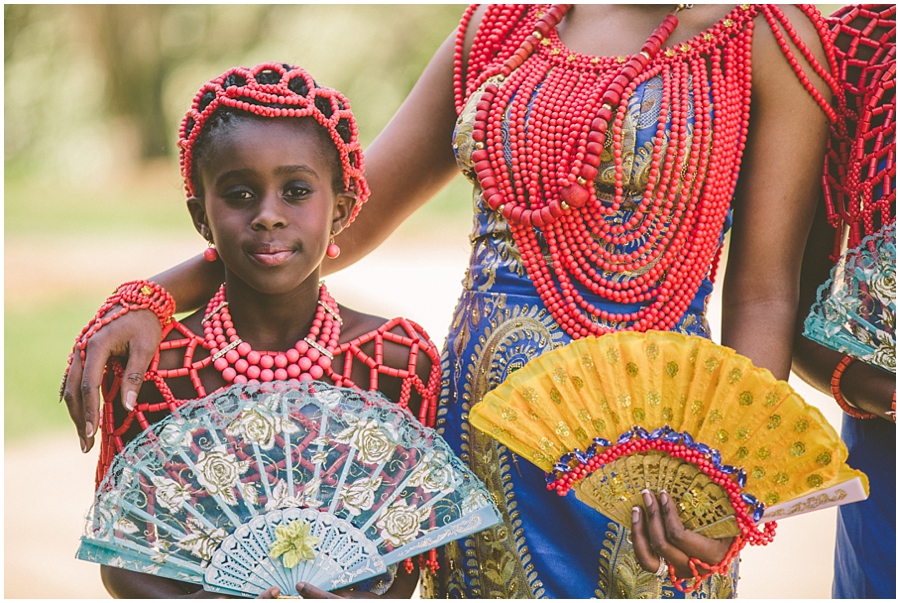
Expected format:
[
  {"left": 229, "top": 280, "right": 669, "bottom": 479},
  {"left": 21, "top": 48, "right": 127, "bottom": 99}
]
[
  {"left": 455, "top": 4, "right": 839, "bottom": 339},
  {"left": 202, "top": 283, "right": 340, "bottom": 385}
]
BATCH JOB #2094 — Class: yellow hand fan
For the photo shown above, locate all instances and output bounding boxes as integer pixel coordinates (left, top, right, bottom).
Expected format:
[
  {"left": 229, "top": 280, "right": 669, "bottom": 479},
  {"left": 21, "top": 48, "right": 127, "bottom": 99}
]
[{"left": 470, "top": 331, "right": 868, "bottom": 547}]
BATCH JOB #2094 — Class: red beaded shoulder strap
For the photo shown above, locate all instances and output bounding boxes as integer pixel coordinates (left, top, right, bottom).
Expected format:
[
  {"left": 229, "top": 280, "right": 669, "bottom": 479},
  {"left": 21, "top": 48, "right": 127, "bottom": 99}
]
[
  {"left": 95, "top": 318, "right": 441, "bottom": 487},
  {"left": 823, "top": 4, "right": 896, "bottom": 259}
]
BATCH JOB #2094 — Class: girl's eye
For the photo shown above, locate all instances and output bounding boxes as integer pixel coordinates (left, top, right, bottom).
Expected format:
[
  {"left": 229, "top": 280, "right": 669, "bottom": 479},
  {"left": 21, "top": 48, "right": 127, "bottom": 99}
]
[
  {"left": 284, "top": 184, "right": 312, "bottom": 199},
  {"left": 224, "top": 188, "right": 254, "bottom": 202}
]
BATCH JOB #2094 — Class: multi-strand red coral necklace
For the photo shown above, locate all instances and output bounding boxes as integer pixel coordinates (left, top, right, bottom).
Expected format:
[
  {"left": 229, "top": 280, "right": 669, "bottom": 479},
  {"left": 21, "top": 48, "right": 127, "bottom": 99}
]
[
  {"left": 202, "top": 283, "right": 341, "bottom": 385},
  {"left": 455, "top": 4, "right": 838, "bottom": 339}
]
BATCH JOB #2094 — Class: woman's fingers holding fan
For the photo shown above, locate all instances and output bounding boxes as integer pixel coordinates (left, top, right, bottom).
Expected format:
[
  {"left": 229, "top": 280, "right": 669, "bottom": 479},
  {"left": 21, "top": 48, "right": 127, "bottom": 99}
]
[
  {"left": 658, "top": 490, "right": 733, "bottom": 565},
  {"left": 632, "top": 490, "right": 735, "bottom": 579},
  {"left": 632, "top": 490, "right": 690, "bottom": 577}
]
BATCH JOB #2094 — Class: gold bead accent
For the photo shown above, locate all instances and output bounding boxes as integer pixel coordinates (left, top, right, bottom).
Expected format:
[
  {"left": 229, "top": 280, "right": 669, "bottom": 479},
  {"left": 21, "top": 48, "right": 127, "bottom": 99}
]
[
  {"left": 740, "top": 4, "right": 750, "bottom": 9},
  {"left": 550, "top": 48, "right": 561, "bottom": 56},
  {"left": 567, "top": 53, "right": 577, "bottom": 62},
  {"left": 590, "top": 57, "right": 601, "bottom": 65},
  {"left": 498, "top": 204, "right": 506, "bottom": 213},
  {"left": 533, "top": 31, "right": 543, "bottom": 39},
  {"left": 680, "top": 43, "right": 691, "bottom": 53},
  {"left": 704, "top": 33, "right": 714, "bottom": 42},
  {"left": 665, "top": 49, "right": 676, "bottom": 58},
  {"left": 140, "top": 285, "right": 152, "bottom": 296},
  {"left": 724, "top": 18, "right": 734, "bottom": 27},
  {"left": 639, "top": 51, "right": 651, "bottom": 60},
  {"left": 576, "top": 177, "right": 587, "bottom": 186},
  {"left": 541, "top": 38, "right": 552, "bottom": 47},
  {"left": 616, "top": 56, "right": 627, "bottom": 64},
  {"left": 561, "top": 201, "right": 570, "bottom": 211},
  {"left": 475, "top": 141, "right": 484, "bottom": 150}
]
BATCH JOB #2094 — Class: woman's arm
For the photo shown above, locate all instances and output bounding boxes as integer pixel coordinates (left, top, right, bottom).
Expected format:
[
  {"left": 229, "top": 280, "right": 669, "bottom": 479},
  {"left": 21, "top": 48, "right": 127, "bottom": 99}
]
[
  {"left": 324, "top": 29, "right": 463, "bottom": 273},
  {"left": 630, "top": 6, "right": 836, "bottom": 581},
  {"left": 792, "top": 199, "right": 895, "bottom": 420},
  {"left": 720, "top": 6, "right": 832, "bottom": 380}
]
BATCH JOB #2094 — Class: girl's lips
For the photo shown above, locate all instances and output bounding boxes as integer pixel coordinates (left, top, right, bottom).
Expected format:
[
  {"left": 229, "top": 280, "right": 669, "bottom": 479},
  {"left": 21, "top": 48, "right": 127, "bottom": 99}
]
[{"left": 250, "top": 250, "right": 294, "bottom": 266}]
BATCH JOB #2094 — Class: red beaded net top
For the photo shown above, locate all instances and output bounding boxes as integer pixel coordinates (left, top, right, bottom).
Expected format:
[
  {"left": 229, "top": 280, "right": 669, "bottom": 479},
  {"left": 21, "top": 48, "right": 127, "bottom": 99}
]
[
  {"left": 97, "top": 315, "right": 441, "bottom": 486},
  {"left": 823, "top": 4, "right": 895, "bottom": 258}
]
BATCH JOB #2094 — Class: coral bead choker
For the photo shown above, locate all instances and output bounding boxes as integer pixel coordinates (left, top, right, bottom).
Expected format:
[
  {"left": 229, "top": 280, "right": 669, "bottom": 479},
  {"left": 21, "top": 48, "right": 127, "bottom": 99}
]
[
  {"left": 202, "top": 283, "right": 341, "bottom": 385},
  {"left": 454, "top": 4, "right": 839, "bottom": 339}
]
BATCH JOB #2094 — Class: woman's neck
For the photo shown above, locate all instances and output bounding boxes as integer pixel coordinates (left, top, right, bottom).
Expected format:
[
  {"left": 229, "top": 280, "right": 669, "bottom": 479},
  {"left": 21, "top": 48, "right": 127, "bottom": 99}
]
[
  {"left": 557, "top": 4, "right": 730, "bottom": 58},
  {"left": 221, "top": 275, "right": 323, "bottom": 352}
]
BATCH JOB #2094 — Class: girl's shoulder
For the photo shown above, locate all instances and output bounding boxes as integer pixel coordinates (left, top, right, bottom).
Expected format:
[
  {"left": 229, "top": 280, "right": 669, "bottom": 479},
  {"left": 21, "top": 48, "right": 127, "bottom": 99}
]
[
  {"left": 334, "top": 306, "right": 441, "bottom": 424},
  {"left": 336, "top": 306, "right": 439, "bottom": 377}
]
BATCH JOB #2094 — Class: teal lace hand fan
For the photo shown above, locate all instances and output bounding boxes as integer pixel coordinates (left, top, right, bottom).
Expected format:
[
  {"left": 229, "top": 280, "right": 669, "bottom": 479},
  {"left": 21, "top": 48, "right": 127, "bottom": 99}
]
[
  {"left": 805, "top": 221, "right": 896, "bottom": 372},
  {"left": 76, "top": 381, "right": 501, "bottom": 597}
]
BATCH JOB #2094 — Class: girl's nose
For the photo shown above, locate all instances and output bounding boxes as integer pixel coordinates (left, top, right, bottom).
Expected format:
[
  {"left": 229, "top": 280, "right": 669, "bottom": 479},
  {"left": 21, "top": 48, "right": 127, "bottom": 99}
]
[{"left": 250, "top": 192, "right": 287, "bottom": 231}]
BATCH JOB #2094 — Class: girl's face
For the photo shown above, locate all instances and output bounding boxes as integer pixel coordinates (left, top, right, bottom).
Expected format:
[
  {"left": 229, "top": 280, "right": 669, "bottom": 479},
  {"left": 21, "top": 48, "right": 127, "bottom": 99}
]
[{"left": 190, "top": 117, "right": 353, "bottom": 296}]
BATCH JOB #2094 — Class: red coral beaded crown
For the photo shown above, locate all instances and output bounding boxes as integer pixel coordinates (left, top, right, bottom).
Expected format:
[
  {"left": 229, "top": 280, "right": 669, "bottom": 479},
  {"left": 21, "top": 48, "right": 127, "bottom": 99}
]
[{"left": 178, "top": 62, "right": 369, "bottom": 224}]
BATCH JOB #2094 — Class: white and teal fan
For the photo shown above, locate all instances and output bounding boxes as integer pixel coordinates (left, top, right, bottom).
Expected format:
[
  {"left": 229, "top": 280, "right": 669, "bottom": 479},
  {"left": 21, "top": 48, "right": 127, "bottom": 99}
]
[
  {"left": 76, "top": 381, "right": 501, "bottom": 597},
  {"left": 805, "top": 220, "right": 896, "bottom": 372}
]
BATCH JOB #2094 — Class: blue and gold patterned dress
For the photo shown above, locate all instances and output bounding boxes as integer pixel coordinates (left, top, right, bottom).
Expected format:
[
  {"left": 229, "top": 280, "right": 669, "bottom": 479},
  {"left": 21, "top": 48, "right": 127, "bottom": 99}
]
[{"left": 421, "top": 74, "right": 736, "bottom": 599}]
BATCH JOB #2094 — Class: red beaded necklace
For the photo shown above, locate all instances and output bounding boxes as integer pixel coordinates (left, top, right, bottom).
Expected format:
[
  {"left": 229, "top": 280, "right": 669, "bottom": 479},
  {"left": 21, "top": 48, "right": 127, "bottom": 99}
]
[
  {"left": 202, "top": 283, "right": 341, "bottom": 385},
  {"left": 455, "top": 4, "right": 839, "bottom": 339}
]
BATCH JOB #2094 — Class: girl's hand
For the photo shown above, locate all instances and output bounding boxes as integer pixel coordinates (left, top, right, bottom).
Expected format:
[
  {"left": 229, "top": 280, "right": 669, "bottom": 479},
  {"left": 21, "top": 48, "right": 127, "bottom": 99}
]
[
  {"left": 61, "top": 306, "right": 162, "bottom": 453},
  {"left": 255, "top": 587, "right": 282, "bottom": 599},
  {"left": 294, "top": 582, "right": 379, "bottom": 599},
  {"left": 631, "top": 489, "right": 733, "bottom": 579}
]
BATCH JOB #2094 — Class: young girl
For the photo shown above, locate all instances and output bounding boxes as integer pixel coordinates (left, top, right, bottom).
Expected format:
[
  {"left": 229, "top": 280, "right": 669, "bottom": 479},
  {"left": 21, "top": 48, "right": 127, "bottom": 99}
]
[{"left": 70, "top": 63, "right": 440, "bottom": 598}]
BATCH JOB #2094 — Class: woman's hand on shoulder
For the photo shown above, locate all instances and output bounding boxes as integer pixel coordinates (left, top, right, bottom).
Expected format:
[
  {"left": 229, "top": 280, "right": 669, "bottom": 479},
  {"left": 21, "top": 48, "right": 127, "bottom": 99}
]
[
  {"left": 631, "top": 490, "right": 733, "bottom": 580},
  {"left": 62, "top": 306, "right": 162, "bottom": 453}
]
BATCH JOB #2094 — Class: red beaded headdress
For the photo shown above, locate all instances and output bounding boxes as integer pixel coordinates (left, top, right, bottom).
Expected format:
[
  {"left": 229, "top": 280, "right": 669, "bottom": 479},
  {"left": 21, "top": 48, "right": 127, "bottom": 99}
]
[{"left": 178, "top": 62, "right": 369, "bottom": 224}]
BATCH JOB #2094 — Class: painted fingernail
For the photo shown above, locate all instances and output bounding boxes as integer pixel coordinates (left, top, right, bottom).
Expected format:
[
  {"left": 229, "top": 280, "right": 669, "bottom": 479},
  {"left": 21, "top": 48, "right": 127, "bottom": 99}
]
[
  {"left": 85, "top": 421, "right": 95, "bottom": 439},
  {"left": 660, "top": 490, "right": 669, "bottom": 505},
  {"left": 641, "top": 488, "right": 653, "bottom": 506},
  {"left": 632, "top": 506, "right": 640, "bottom": 523},
  {"left": 125, "top": 391, "right": 137, "bottom": 411},
  {"left": 81, "top": 438, "right": 87, "bottom": 453}
]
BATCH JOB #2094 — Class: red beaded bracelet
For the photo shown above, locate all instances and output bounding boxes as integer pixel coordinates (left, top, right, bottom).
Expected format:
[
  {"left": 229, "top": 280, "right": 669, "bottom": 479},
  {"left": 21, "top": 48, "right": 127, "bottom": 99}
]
[
  {"left": 669, "top": 535, "right": 746, "bottom": 593},
  {"left": 60, "top": 280, "right": 176, "bottom": 395},
  {"left": 831, "top": 356, "right": 879, "bottom": 420}
]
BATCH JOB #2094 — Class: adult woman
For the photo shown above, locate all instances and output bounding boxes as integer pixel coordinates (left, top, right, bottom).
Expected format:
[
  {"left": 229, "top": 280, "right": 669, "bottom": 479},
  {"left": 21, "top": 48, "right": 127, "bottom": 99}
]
[
  {"left": 64, "top": 5, "right": 838, "bottom": 598},
  {"left": 793, "top": 4, "right": 895, "bottom": 598}
]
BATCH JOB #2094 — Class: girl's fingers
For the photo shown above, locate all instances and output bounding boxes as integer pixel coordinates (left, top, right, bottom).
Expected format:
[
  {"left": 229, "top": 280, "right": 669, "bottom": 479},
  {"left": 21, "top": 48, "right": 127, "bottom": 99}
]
[
  {"left": 256, "top": 587, "right": 280, "bottom": 599},
  {"left": 659, "top": 490, "right": 733, "bottom": 565},
  {"left": 297, "top": 582, "right": 343, "bottom": 599}
]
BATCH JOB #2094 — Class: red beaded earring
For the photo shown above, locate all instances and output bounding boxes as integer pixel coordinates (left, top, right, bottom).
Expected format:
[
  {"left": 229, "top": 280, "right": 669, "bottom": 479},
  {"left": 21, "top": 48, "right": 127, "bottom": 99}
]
[
  {"left": 203, "top": 241, "right": 218, "bottom": 262},
  {"left": 326, "top": 235, "right": 340, "bottom": 259}
]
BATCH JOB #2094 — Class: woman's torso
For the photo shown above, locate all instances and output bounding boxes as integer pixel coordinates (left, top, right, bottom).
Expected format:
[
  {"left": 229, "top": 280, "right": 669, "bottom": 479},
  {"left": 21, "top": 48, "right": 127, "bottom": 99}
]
[{"left": 423, "top": 6, "right": 758, "bottom": 598}]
